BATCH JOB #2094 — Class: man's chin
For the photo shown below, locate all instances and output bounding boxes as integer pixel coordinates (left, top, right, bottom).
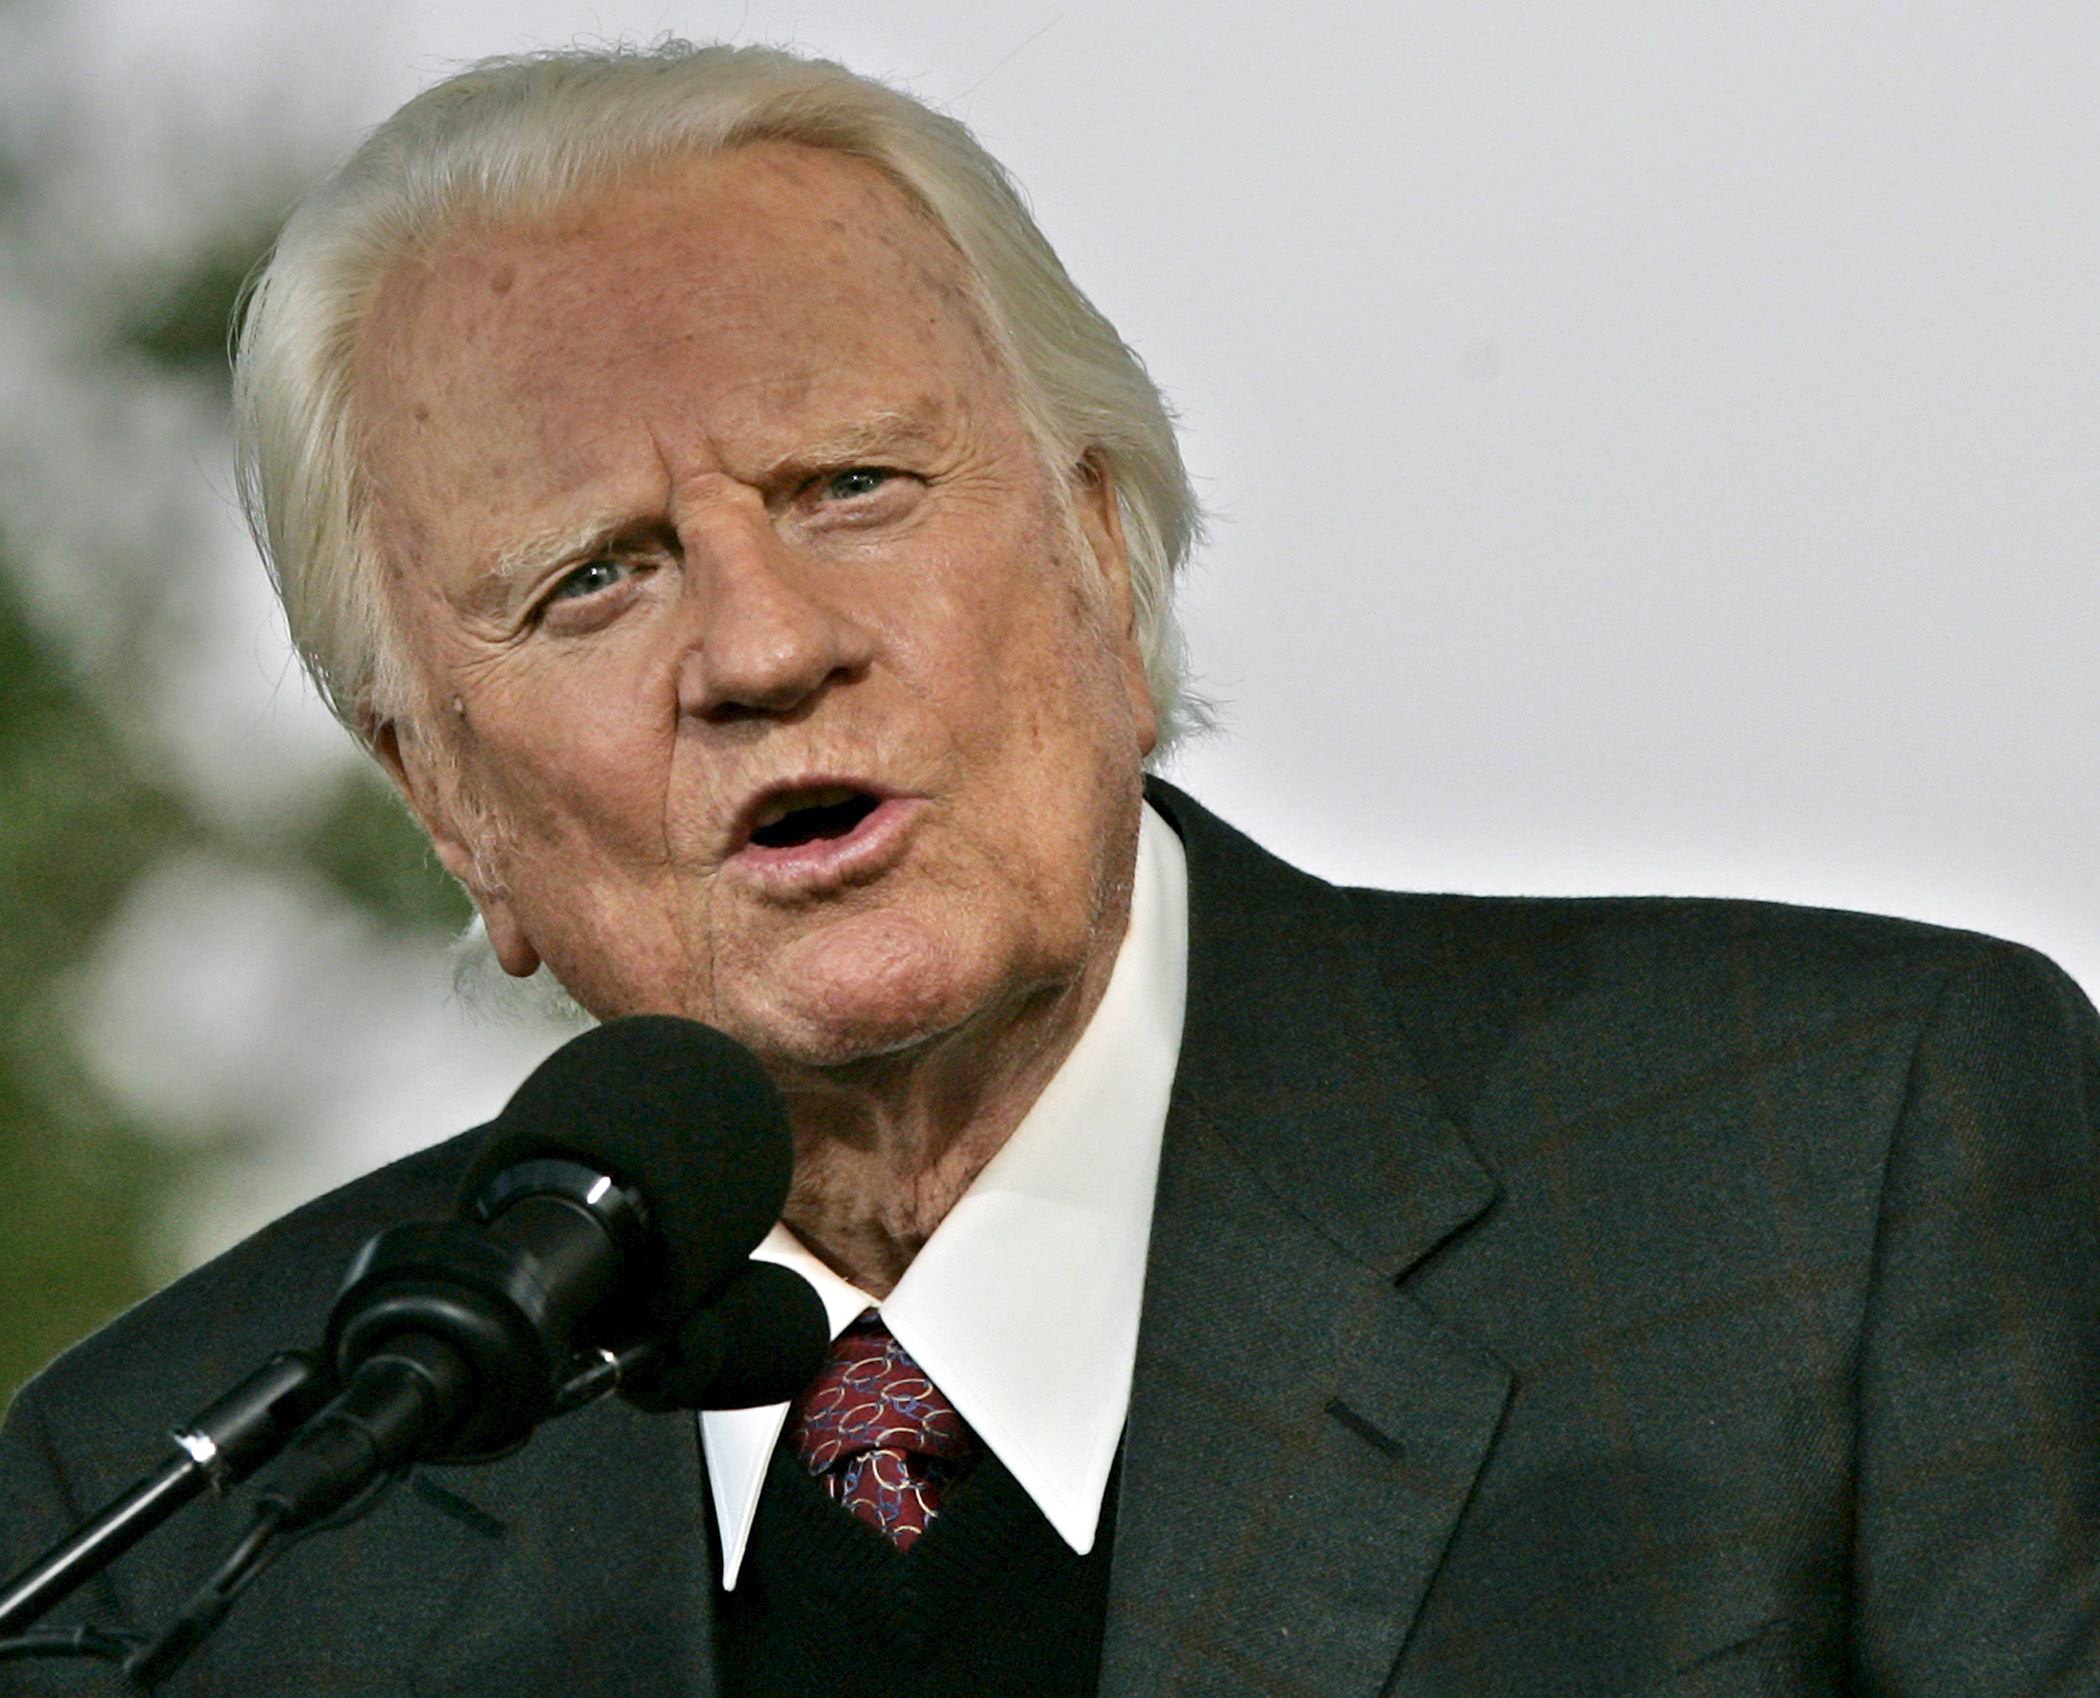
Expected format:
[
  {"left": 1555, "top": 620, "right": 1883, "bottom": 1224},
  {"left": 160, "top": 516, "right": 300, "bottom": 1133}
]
[
  {"left": 710, "top": 911, "right": 1004, "bottom": 1068},
  {"left": 724, "top": 981, "right": 981, "bottom": 1077}
]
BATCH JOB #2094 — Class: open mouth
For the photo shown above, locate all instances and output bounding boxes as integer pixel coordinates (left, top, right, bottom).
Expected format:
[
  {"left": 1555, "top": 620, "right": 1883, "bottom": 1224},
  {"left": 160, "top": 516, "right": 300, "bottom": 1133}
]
[{"left": 746, "top": 785, "right": 883, "bottom": 851}]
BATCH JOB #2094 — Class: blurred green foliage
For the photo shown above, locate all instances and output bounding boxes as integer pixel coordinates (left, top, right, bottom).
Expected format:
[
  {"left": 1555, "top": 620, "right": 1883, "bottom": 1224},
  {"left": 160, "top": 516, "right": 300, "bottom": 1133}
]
[
  {"left": 116, "top": 229, "right": 276, "bottom": 377},
  {"left": 0, "top": 219, "right": 468, "bottom": 1414},
  {"left": 0, "top": 552, "right": 212, "bottom": 1407},
  {"left": 304, "top": 771, "right": 474, "bottom": 936}
]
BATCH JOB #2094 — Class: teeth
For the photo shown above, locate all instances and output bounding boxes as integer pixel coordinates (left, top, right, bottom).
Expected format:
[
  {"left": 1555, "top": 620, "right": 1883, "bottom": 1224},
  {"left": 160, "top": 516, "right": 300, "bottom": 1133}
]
[{"left": 753, "top": 785, "right": 858, "bottom": 830}]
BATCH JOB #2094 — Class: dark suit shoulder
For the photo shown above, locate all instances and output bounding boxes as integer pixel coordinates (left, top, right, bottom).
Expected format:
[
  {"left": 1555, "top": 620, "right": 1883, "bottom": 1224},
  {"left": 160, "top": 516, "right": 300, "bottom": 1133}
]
[
  {"left": 1335, "top": 885, "right": 2076, "bottom": 1159},
  {"left": 1344, "top": 883, "right": 2011, "bottom": 991}
]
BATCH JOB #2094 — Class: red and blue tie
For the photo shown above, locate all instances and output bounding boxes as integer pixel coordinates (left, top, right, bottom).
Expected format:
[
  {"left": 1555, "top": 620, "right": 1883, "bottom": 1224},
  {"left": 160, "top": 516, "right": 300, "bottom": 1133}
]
[{"left": 784, "top": 1313, "right": 981, "bottom": 1551}]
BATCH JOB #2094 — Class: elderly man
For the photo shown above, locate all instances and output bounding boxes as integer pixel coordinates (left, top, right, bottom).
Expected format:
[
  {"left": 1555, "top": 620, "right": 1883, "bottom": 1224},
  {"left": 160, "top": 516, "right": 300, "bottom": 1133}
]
[{"left": 4, "top": 39, "right": 2098, "bottom": 1698}]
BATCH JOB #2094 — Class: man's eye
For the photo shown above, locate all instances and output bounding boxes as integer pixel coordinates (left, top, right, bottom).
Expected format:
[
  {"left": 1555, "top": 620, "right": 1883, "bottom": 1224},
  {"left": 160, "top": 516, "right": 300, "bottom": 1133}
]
[
  {"left": 822, "top": 466, "right": 893, "bottom": 501},
  {"left": 546, "top": 559, "right": 626, "bottom": 604}
]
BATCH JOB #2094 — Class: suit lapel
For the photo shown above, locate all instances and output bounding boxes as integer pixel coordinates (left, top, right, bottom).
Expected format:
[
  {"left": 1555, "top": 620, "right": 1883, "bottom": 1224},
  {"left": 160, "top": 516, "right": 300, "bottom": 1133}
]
[{"left": 1101, "top": 784, "right": 1512, "bottom": 1698}]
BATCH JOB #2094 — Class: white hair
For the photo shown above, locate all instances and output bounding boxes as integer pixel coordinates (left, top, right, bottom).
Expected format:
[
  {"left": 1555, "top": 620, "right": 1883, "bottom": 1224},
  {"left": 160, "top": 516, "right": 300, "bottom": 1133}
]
[{"left": 232, "top": 38, "right": 1211, "bottom": 751}]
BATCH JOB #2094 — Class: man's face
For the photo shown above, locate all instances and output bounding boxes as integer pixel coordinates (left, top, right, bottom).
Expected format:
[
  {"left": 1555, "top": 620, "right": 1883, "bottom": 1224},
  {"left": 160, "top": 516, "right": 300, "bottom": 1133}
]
[{"left": 356, "top": 143, "right": 1156, "bottom": 1072}]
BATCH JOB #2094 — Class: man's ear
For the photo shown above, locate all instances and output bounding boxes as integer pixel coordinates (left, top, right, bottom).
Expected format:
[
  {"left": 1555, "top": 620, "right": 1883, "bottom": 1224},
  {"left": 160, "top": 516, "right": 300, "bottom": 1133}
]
[
  {"left": 1072, "top": 450, "right": 1158, "bottom": 756},
  {"left": 366, "top": 713, "right": 543, "bottom": 978}
]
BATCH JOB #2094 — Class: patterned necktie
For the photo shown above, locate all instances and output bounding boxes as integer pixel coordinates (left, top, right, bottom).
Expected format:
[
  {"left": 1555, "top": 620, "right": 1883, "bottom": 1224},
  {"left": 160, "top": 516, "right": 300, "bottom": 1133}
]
[{"left": 784, "top": 1313, "right": 981, "bottom": 1551}]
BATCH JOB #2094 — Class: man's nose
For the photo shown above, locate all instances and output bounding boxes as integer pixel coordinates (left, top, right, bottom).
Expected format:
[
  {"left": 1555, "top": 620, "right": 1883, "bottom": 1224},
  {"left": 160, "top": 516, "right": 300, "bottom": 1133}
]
[{"left": 674, "top": 509, "right": 875, "bottom": 720}]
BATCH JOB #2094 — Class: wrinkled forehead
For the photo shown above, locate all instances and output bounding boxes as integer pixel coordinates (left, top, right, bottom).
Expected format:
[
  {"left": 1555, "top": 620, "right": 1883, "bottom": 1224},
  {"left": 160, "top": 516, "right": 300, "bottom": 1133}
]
[
  {"left": 365, "top": 139, "right": 985, "bottom": 339},
  {"left": 349, "top": 142, "right": 1017, "bottom": 517}
]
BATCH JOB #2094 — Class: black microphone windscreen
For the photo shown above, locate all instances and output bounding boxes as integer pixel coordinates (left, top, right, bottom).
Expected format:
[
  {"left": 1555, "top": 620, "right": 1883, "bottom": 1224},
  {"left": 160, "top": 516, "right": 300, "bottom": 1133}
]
[
  {"left": 625, "top": 1260, "right": 831, "bottom": 1412},
  {"left": 456, "top": 1016, "right": 793, "bottom": 1320}
]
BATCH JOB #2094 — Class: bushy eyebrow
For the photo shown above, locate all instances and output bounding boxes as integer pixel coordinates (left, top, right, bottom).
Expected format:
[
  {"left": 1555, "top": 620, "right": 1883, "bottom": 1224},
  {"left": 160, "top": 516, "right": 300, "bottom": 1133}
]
[
  {"left": 465, "top": 510, "right": 635, "bottom": 617},
  {"left": 755, "top": 404, "right": 947, "bottom": 484}
]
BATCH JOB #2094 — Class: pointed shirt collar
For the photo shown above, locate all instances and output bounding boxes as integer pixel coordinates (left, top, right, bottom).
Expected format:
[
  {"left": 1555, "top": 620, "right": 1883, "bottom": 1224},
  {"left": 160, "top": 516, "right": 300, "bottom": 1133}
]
[{"left": 699, "top": 802, "right": 1189, "bottom": 1589}]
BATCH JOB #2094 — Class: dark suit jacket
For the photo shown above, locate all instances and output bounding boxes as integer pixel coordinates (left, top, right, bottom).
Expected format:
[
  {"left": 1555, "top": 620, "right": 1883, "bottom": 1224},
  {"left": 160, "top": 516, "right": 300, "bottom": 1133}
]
[{"left": 4, "top": 781, "right": 2097, "bottom": 1695}]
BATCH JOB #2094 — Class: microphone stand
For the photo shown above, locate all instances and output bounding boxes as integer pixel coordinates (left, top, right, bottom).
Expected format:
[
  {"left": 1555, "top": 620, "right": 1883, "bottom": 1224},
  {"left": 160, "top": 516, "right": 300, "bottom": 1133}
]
[
  {"left": 120, "top": 1335, "right": 666, "bottom": 1687},
  {"left": 0, "top": 1351, "right": 328, "bottom": 1640}
]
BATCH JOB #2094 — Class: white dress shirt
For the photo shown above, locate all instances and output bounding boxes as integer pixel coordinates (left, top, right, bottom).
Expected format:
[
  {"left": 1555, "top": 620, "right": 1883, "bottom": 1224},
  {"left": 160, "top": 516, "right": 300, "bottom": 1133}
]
[{"left": 699, "top": 802, "right": 1189, "bottom": 1589}]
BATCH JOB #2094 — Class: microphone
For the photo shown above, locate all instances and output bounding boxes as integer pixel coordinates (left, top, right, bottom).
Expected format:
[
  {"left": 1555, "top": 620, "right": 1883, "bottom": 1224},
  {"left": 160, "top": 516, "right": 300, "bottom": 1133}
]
[
  {"left": 250, "top": 1015, "right": 806, "bottom": 1529},
  {"left": 621, "top": 1259, "right": 832, "bottom": 1413},
  {"left": 5, "top": 1017, "right": 835, "bottom": 1686}
]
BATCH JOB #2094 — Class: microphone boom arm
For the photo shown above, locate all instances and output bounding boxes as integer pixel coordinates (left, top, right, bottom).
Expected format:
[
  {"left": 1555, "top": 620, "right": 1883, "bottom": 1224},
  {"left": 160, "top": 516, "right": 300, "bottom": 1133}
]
[{"left": 0, "top": 1351, "right": 329, "bottom": 1638}]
